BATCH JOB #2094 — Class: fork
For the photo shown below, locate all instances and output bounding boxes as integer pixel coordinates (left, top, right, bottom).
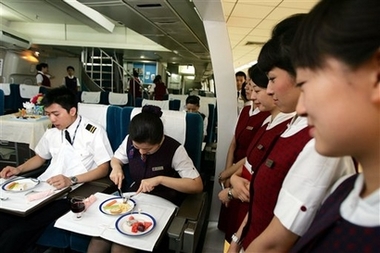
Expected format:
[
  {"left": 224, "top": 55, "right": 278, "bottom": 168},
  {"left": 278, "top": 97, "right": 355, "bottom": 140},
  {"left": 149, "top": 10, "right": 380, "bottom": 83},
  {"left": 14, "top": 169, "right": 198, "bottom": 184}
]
[{"left": 118, "top": 188, "right": 127, "bottom": 204}]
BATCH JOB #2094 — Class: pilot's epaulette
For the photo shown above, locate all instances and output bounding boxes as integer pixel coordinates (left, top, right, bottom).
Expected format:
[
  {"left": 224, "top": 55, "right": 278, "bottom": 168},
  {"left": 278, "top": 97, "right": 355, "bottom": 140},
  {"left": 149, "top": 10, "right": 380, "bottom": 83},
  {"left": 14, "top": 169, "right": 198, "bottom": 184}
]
[{"left": 85, "top": 124, "right": 97, "bottom": 133}]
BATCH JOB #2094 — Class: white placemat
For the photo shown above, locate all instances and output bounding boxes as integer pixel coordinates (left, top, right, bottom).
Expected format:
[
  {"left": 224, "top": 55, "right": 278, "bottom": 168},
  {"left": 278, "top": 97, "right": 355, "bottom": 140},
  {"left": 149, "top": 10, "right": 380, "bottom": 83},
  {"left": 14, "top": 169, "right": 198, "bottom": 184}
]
[{"left": 55, "top": 192, "right": 177, "bottom": 252}]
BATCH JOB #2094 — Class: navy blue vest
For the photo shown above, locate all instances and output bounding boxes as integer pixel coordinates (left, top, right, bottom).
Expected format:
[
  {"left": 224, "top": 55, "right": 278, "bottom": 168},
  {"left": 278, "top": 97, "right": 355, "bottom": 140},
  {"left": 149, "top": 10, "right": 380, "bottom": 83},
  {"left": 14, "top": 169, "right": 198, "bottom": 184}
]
[
  {"left": 65, "top": 76, "right": 78, "bottom": 94},
  {"left": 291, "top": 174, "right": 380, "bottom": 253},
  {"left": 126, "top": 135, "right": 185, "bottom": 205}
]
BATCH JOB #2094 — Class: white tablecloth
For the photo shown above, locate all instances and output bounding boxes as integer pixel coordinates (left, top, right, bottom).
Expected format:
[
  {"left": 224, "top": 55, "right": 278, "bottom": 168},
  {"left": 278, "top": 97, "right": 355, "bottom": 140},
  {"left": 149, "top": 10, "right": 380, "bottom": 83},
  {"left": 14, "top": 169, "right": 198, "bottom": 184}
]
[
  {"left": 55, "top": 192, "right": 177, "bottom": 252},
  {"left": 0, "top": 114, "right": 51, "bottom": 150}
]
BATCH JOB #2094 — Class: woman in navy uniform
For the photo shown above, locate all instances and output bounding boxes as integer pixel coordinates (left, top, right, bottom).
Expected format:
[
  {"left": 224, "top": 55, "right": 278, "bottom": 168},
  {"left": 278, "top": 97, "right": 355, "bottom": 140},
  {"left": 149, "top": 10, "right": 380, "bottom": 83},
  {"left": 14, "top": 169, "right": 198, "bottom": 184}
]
[
  {"left": 218, "top": 63, "right": 294, "bottom": 242},
  {"left": 88, "top": 105, "right": 203, "bottom": 252}
]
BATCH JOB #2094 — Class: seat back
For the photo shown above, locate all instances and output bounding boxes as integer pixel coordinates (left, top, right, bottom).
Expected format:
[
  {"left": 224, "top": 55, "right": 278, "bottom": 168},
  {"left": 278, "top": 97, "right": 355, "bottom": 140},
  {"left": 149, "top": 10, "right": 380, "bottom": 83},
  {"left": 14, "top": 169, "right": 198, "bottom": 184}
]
[
  {"left": 10, "top": 83, "right": 23, "bottom": 111},
  {"left": 184, "top": 113, "right": 203, "bottom": 170},
  {"left": 106, "top": 105, "right": 124, "bottom": 151},
  {"left": 168, "top": 94, "right": 217, "bottom": 144},
  {"left": 77, "top": 103, "right": 109, "bottom": 130},
  {"left": 0, "top": 83, "right": 13, "bottom": 113},
  {"left": 0, "top": 89, "right": 4, "bottom": 116},
  {"left": 127, "top": 107, "right": 203, "bottom": 170},
  {"left": 205, "top": 104, "right": 216, "bottom": 144}
]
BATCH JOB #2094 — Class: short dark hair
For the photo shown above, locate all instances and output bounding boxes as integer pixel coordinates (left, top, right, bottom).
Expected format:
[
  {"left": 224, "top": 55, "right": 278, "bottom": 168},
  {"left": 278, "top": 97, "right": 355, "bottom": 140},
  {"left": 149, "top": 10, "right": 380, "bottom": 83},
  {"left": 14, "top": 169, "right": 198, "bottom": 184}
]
[
  {"left": 272, "top": 13, "right": 306, "bottom": 38},
  {"left": 258, "top": 13, "right": 305, "bottom": 77},
  {"left": 186, "top": 95, "right": 200, "bottom": 107},
  {"left": 67, "top": 66, "right": 75, "bottom": 71},
  {"left": 248, "top": 64, "right": 268, "bottom": 88},
  {"left": 240, "top": 82, "right": 248, "bottom": 102},
  {"left": 41, "top": 86, "right": 77, "bottom": 113},
  {"left": 36, "top": 63, "right": 48, "bottom": 71},
  {"left": 258, "top": 37, "right": 294, "bottom": 76},
  {"left": 292, "top": 0, "right": 380, "bottom": 70},
  {"left": 235, "top": 71, "right": 246, "bottom": 79},
  {"left": 129, "top": 105, "right": 163, "bottom": 145}
]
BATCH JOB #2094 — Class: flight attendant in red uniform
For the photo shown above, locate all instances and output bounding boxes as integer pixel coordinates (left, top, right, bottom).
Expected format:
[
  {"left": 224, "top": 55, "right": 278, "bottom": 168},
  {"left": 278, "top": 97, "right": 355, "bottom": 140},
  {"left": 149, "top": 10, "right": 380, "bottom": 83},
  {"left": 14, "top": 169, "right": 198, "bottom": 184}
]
[
  {"left": 217, "top": 64, "right": 270, "bottom": 237},
  {"left": 218, "top": 63, "right": 295, "bottom": 242},
  {"left": 152, "top": 75, "right": 168, "bottom": 100},
  {"left": 290, "top": 0, "right": 380, "bottom": 252},
  {"left": 227, "top": 13, "right": 355, "bottom": 253}
]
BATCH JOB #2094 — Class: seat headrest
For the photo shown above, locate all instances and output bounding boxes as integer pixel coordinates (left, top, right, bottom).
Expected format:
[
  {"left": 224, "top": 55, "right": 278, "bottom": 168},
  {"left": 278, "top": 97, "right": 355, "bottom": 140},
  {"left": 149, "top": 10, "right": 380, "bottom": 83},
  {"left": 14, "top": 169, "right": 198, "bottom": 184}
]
[{"left": 130, "top": 108, "right": 186, "bottom": 145}]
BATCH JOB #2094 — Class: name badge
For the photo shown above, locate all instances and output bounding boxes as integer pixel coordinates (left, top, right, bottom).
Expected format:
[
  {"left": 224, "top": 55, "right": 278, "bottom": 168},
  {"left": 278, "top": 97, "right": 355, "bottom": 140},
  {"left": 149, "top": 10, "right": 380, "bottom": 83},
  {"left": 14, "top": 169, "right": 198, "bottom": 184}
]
[
  {"left": 265, "top": 159, "right": 274, "bottom": 168},
  {"left": 246, "top": 126, "right": 254, "bottom": 130},
  {"left": 152, "top": 166, "right": 164, "bottom": 171}
]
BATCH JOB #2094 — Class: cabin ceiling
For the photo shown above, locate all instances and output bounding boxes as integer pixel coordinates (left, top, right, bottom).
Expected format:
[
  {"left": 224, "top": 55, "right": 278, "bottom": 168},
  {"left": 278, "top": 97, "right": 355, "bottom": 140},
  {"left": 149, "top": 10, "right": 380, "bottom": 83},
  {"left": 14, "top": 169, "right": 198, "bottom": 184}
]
[{"left": 0, "top": 0, "right": 318, "bottom": 81}]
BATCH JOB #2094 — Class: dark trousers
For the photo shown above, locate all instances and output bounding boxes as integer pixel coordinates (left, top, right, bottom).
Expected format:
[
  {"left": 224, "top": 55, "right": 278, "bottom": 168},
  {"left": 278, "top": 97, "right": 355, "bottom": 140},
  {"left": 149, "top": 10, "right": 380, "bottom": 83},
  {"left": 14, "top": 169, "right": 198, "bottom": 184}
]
[{"left": 0, "top": 199, "right": 70, "bottom": 253}]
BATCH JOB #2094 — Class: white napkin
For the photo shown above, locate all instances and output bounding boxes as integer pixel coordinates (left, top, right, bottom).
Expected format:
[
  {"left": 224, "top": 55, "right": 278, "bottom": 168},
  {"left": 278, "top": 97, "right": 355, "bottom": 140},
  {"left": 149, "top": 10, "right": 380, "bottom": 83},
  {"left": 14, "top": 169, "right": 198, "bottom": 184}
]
[
  {"left": 81, "top": 91, "right": 101, "bottom": 104},
  {"left": 84, "top": 194, "right": 97, "bottom": 211},
  {"left": 141, "top": 99, "right": 169, "bottom": 110},
  {"left": 109, "top": 92, "right": 128, "bottom": 105}
]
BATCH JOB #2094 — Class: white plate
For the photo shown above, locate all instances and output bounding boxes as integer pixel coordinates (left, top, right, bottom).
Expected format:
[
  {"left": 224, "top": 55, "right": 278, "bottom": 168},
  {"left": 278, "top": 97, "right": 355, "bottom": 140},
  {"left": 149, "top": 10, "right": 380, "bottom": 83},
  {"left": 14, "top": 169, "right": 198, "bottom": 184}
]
[
  {"left": 99, "top": 197, "right": 136, "bottom": 216},
  {"left": 116, "top": 212, "right": 156, "bottom": 236},
  {"left": 2, "top": 178, "right": 40, "bottom": 192}
]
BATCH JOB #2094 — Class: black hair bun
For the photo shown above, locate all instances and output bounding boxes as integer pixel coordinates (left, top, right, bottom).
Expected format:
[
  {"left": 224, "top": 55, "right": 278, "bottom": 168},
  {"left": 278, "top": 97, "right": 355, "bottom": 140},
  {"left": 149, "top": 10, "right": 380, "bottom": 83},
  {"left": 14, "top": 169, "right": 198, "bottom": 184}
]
[{"left": 142, "top": 105, "right": 163, "bottom": 117}]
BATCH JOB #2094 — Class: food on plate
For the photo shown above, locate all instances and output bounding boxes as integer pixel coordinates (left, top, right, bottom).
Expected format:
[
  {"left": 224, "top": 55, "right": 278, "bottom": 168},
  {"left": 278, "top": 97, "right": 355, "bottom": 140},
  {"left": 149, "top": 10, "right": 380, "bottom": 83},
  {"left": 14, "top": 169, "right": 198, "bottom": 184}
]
[
  {"left": 105, "top": 199, "right": 117, "bottom": 207},
  {"left": 6, "top": 182, "right": 28, "bottom": 191},
  {"left": 126, "top": 215, "right": 153, "bottom": 233},
  {"left": 110, "top": 205, "right": 122, "bottom": 214},
  {"left": 103, "top": 199, "right": 132, "bottom": 214},
  {"left": 7, "top": 182, "right": 18, "bottom": 190}
]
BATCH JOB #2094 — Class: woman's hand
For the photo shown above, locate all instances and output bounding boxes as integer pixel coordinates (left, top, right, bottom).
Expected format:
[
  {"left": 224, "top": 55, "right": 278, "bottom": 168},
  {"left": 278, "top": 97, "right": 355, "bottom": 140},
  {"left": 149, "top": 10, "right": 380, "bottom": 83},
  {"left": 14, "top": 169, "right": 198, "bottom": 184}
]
[
  {"left": 219, "top": 171, "right": 232, "bottom": 188},
  {"left": 218, "top": 188, "right": 231, "bottom": 207},
  {"left": 230, "top": 174, "right": 250, "bottom": 202},
  {"left": 109, "top": 167, "right": 124, "bottom": 189},
  {"left": 137, "top": 176, "right": 161, "bottom": 193},
  {"left": 227, "top": 241, "right": 241, "bottom": 253}
]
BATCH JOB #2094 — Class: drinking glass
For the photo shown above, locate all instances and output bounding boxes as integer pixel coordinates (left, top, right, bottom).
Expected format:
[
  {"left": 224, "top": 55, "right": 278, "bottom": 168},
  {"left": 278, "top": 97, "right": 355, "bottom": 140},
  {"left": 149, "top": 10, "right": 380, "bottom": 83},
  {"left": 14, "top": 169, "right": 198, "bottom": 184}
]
[{"left": 70, "top": 196, "right": 85, "bottom": 220}]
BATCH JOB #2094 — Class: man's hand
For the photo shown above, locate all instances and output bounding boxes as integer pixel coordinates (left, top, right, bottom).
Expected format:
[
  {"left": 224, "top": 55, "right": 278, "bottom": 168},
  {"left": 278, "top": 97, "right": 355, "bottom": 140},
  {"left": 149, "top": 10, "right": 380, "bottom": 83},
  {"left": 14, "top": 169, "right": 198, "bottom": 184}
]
[
  {"left": 47, "top": 174, "right": 71, "bottom": 189},
  {"left": 0, "top": 166, "right": 21, "bottom": 178},
  {"left": 136, "top": 177, "right": 161, "bottom": 193}
]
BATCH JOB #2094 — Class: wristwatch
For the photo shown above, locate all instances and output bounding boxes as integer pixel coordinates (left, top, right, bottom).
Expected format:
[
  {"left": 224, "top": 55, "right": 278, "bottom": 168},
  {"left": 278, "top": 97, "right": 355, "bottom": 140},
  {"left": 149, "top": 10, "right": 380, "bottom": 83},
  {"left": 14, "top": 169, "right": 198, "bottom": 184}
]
[
  {"left": 70, "top": 176, "right": 78, "bottom": 186},
  {"left": 228, "top": 187, "right": 234, "bottom": 200},
  {"left": 231, "top": 233, "right": 241, "bottom": 245}
]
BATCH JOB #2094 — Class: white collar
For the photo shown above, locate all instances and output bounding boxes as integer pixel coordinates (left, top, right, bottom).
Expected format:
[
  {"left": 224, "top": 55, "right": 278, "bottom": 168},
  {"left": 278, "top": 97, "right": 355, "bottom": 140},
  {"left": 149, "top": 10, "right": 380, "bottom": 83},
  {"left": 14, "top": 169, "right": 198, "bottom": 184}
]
[{"left": 340, "top": 173, "right": 380, "bottom": 226}]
